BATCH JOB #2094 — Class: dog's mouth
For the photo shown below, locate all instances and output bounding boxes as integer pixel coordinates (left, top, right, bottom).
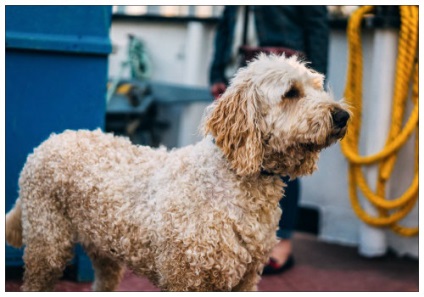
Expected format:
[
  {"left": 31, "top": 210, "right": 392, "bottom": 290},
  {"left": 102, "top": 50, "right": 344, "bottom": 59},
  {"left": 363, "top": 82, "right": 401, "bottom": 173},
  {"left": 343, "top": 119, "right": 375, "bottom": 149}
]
[
  {"left": 299, "top": 142, "right": 326, "bottom": 152},
  {"left": 300, "top": 126, "right": 348, "bottom": 152},
  {"left": 331, "top": 126, "right": 348, "bottom": 141}
]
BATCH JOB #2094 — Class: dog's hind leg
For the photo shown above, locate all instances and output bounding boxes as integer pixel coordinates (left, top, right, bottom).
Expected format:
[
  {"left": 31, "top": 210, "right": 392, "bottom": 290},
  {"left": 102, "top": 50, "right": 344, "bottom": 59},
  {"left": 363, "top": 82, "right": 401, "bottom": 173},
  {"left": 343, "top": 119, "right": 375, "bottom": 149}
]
[
  {"left": 21, "top": 203, "right": 74, "bottom": 291},
  {"left": 85, "top": 246, "right": 125, "bottom": 291}
]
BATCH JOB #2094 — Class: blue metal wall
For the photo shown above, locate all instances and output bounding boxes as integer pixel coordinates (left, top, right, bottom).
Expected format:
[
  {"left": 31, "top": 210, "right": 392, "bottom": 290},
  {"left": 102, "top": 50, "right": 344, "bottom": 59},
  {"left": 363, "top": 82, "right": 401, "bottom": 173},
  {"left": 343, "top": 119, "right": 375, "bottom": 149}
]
[{"left": 5, "top": 6, "right": 112, "bottom": 280}]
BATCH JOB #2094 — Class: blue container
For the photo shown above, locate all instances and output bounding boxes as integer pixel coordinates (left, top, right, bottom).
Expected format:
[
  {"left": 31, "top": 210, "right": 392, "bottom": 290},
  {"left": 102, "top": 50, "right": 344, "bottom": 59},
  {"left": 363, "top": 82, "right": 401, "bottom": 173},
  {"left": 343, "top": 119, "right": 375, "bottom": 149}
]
[{"left": 6, "top": 6, "right": 112, "bottom": 281}]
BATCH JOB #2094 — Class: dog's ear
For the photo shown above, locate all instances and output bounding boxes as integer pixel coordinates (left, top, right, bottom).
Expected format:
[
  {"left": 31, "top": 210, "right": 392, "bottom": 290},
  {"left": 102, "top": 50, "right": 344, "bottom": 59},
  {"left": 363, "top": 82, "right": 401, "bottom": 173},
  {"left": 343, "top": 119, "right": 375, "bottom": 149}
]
[{"left": 204, "top": 85, "right": 263, "bottom": 176}]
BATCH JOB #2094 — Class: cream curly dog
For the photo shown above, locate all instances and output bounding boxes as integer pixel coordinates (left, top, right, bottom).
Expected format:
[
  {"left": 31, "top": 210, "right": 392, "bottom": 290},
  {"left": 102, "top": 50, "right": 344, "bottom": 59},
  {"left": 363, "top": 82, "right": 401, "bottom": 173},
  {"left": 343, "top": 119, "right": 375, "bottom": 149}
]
[{"left": 6, "top": 54, "right": 350, "bottom": 291}]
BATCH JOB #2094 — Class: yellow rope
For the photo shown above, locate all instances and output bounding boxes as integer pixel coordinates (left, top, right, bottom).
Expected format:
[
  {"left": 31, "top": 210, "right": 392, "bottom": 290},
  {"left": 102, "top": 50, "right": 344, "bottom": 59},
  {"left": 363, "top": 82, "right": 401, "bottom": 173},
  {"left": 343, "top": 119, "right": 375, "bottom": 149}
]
[{"left": 341, "top": 6, "right": 419, "bottom": 237}]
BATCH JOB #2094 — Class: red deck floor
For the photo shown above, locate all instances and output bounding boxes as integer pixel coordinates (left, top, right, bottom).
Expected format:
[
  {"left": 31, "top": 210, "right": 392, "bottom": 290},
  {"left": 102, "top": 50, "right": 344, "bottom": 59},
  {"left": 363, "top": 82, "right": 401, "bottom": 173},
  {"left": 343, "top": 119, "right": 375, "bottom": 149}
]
[{"left": 5, "top": 232, "right": 419, "bottom": 292}]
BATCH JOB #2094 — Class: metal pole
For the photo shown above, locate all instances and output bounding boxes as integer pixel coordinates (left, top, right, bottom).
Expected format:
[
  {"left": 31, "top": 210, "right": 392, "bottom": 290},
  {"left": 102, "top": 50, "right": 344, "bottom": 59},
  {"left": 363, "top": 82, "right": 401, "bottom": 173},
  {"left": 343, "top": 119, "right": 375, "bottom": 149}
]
[
  {"left": 359, "top": 27, "right": 398, "bottom": 257},
  {"left": 178, "top": 21, "right": 209, "bottom": 147}
]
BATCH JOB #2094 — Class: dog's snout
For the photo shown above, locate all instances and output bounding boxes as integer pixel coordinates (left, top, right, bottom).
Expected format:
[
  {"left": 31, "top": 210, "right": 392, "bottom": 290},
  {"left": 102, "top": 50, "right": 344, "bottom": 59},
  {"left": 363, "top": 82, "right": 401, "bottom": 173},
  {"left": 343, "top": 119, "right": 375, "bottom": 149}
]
[{"left": 332, "top": 109, "right": 350, "bottom": 128}]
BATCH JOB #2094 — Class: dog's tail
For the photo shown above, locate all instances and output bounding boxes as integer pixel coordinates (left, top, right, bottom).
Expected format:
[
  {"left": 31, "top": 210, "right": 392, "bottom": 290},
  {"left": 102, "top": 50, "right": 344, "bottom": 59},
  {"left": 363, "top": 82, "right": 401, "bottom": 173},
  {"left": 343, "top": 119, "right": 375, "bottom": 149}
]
[{"left": 6, "top": 198, "right": 23, "bottom": 248}]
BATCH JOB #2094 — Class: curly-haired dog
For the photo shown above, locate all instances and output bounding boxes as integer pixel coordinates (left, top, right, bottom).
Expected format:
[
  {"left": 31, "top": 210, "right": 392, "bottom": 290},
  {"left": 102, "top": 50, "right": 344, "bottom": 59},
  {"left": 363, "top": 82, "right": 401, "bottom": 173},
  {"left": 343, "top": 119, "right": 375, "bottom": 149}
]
[{"left": 6, "top": 54, "right": 350, "bottom": 291}]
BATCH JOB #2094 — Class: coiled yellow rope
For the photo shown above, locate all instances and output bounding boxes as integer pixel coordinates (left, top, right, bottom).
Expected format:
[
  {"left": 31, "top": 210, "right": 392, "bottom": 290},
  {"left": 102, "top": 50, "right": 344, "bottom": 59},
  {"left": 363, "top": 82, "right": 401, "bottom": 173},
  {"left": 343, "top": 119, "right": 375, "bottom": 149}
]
[{"left": 341, "top": 5, "right": 419, "bottom": 236}]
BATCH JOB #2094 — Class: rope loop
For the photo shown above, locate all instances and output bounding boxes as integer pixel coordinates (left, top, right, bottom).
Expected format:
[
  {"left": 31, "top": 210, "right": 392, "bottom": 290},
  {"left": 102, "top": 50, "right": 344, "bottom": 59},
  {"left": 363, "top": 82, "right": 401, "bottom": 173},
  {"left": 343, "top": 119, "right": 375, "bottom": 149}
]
[{"left": 341, "top": 5, "right": 418, "bottom": 236}]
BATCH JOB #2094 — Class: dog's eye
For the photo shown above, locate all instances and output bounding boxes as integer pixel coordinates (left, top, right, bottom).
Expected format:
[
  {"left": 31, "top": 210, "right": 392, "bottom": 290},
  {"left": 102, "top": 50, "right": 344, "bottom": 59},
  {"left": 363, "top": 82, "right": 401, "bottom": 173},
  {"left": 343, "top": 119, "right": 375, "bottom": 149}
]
[{"left": 283, "top": 86, "right": 300, "bottom": 99}]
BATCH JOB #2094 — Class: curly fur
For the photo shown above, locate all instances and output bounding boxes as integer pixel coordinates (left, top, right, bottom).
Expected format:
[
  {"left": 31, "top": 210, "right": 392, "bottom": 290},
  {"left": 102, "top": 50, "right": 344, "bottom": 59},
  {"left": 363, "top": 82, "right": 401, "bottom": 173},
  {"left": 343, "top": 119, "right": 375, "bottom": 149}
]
[{"left": 6, "top": 54, "right": 349, "bottom": 291}]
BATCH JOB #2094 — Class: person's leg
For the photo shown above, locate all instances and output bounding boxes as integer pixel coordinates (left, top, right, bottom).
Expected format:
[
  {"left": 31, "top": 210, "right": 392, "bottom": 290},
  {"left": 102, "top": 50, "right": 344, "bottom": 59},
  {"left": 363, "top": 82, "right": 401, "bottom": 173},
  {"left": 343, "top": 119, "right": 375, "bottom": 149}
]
[
  {"left": 264, "top": 177, "right": 299, "bottom": 273},
  {"left": 277, "top": 176, "right": 300, "bottom": 241}
]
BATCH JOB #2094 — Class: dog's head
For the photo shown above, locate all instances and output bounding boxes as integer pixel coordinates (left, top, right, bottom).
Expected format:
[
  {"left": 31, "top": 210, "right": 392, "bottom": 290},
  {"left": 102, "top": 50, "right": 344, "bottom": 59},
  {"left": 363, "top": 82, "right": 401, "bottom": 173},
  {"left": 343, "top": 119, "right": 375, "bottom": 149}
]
[{"left": 204, "top": 54, "right": 350, "bottom": 178}]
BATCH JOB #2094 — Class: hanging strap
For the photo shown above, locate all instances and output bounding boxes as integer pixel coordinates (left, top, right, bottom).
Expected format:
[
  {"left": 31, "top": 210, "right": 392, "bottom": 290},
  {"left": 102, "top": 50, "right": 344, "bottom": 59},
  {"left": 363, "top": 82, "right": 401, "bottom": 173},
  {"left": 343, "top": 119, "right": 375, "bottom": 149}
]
[{"left": 242, "top": 5, "right": 250, "bottom": 46}]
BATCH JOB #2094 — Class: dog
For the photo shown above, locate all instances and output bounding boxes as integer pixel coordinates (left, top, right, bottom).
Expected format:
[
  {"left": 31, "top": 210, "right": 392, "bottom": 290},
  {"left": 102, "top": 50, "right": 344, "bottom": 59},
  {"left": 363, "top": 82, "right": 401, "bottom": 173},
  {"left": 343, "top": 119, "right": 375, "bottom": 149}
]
[{"left": 6, "top": 54, "right": 350, "bottom": 291}]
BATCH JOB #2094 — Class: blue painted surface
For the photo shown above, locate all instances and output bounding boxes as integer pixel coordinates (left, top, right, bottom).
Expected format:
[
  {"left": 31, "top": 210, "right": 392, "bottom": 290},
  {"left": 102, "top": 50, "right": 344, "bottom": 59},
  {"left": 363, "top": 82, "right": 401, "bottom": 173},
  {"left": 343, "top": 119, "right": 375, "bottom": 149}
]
[
  {"left": 6, "top": 5, "right": 111, "bottom": 54},
  {"left": 5, "top": 6, "right": 112, "bottom": 282},
  {"left": 5, "top": 51, "right": 109, "bottom": 211}
]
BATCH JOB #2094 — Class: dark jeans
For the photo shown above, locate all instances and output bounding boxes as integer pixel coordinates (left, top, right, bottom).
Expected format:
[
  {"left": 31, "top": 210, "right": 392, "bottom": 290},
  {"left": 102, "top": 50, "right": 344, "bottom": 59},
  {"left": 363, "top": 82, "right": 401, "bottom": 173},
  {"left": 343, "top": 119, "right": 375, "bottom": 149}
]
[
  {"left": 209, "top": 6, "right": 329, "bottom": 85},
  {"left": 277, "top": 177, "right": 300, "bottom": 239}
]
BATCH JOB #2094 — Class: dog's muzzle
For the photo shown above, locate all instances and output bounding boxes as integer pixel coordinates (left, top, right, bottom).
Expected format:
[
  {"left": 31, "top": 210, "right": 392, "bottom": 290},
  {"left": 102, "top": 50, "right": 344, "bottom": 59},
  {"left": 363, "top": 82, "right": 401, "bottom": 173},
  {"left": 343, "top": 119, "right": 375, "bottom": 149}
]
[{"left": 331, "top": 108, "right": 350, "bottom": 129}]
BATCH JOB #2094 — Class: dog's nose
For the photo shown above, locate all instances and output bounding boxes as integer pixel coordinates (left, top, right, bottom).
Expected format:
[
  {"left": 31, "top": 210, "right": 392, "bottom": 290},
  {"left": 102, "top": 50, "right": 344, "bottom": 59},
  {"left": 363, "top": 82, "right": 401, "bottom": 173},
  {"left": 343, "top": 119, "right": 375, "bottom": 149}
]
[{"left": 332, "top": 109, "right": 350, "bottom": 128}]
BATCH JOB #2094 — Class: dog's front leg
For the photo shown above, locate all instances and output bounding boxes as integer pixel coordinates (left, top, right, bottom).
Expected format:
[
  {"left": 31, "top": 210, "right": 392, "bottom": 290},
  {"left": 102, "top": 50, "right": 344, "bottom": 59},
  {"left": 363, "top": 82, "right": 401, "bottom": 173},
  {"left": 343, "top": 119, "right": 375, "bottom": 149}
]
[{"left": 231, "top": 268, "right": 260, "bottom": 292}]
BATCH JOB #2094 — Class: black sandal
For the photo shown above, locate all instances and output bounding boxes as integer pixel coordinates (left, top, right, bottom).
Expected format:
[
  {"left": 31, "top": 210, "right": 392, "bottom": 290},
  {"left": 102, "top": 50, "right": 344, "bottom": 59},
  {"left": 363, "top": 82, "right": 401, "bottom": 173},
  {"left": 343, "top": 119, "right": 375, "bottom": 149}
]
[{"left": 262, "top": 255, "right": 295, "bottom": 275}]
